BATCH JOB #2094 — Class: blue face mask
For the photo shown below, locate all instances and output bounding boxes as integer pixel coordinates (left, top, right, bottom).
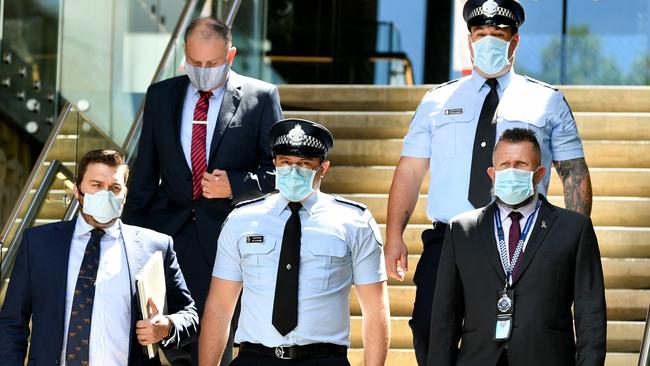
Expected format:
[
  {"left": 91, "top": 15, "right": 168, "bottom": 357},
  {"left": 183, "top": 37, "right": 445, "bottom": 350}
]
[
  {"left": 494, "top": 168, "right": 536, "bottom": 205},
  {"left": 472, "top": 35, "right": 511, "bottom": 75},
  {"left": 275, "top": 165, "right": 319, "bottom": 202}
]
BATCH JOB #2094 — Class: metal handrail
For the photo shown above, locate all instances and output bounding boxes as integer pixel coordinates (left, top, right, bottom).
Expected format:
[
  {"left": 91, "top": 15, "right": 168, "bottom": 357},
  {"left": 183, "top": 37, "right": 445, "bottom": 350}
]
[
  {"left": 0, "top": 160, "right": 62, "bottom": 281},
  {"left": 0, "top": 103, "right": 74, "bottom": 247},
  {"left": 639, "top": 304, "right": 650, "bottom": 366},
  {"left": 123, "top": 0, "right": 243, "bottom": 162}
]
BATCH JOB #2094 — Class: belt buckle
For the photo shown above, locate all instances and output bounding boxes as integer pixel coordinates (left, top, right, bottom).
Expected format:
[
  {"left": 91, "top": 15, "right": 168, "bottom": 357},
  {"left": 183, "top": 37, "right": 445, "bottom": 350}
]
[{"left": 275, "top": 346, "right": 291, "bottom": 360}]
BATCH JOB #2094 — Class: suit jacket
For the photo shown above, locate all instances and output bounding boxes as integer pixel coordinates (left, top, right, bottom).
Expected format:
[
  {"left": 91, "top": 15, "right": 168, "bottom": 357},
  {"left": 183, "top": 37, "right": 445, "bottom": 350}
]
[
  {"left": 0, "top": 220, "right": 199, "bottom": 366},
  {"left": 122, "top": 71, "right": 283, "bottom": 261},
  {"left": 428, "top": 196, "right": 606, "bottom": 366}
]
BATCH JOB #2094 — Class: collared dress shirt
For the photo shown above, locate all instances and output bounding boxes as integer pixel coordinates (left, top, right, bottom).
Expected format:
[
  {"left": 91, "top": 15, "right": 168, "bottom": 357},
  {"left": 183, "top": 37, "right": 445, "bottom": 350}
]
[
  {"left": 213, "top": 191, "right": 387, "bottom": 347},
  {"left": 180, "top": 80, "right": 227, "bottom": 168},
  {"left": 493, "top": 196, "right": 541, "bottom": 278},
  {"left": 60, "top": 217, "right": 131, "bottom": 366},
  {"left": 401, "top": 69, "right": 584, "bottom": 222}
]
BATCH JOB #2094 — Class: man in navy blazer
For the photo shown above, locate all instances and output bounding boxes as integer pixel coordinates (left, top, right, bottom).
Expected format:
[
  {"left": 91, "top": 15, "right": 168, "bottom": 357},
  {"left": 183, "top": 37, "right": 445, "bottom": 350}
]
[
  {"left": 0, "top": 149, "right": 198, "bottom": 366},
  {"left": 122, "top": 17, "right": 282, "bottom": 319}
]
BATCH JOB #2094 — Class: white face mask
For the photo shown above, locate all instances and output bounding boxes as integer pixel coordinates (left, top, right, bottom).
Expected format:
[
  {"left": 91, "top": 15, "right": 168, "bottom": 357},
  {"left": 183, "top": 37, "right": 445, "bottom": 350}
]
[
  {"left": 472, "top": 35, "right": 512, "bottom": 76},
  {"left": 81, "top": 190, "right": 125, "bottom": 224},
  {"left": 185, "top": 61, "right": 229, "bottom": 91}
]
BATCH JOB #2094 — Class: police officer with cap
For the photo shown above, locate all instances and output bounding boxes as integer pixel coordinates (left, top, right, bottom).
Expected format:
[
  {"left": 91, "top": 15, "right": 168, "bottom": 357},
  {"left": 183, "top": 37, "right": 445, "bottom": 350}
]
[
  {"left": 385, "top": 1, "right": 593, "bottom": 364},
  {"left": 199, "top": 119, "right": 390, "bottom": 365}
]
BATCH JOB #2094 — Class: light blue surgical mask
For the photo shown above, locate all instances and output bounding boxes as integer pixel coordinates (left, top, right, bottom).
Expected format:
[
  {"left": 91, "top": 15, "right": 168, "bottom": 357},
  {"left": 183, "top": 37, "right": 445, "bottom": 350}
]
[
  {"left": 81, "top": 189, "right": 125, "bottom": 224},
  {"left": 472, "top": 36, "right": 511, "bottom": 75},
  {"left": 494, "top": 168, "right": 536, "bottom": 205},
  {"left": 275, "top": 164, "right": 319, "bottom": 202},
  {"left": 185, "top": 61, "right": 229, "bottom": 91}
]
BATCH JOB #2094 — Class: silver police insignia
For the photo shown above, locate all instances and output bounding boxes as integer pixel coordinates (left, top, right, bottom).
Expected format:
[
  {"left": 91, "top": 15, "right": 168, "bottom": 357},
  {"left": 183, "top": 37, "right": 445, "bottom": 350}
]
[
  {"left": 482, "top": 0, "right": 498, "bottom": 18},
  {"left": 288, "top": 124, "right": 306, "bottom": 146}
]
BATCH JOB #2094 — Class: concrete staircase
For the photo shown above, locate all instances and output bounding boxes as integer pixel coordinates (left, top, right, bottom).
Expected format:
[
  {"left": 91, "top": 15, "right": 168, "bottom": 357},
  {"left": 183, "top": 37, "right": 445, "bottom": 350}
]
[{"left": 279, "top": 84, "right": 650, "bottom": 365}]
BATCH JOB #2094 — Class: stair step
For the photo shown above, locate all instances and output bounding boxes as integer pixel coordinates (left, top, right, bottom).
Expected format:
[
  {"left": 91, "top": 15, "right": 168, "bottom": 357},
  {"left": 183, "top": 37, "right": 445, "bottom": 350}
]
[
  {"left": 342, "top": 194, "right": 650, "bottom": 227},
  {"left": 346, "top": 350, "right": 639, "bottom": 366},
  {"left": 384, "top": 256, "right": 650, "bottom": 289},
  {"left": 279, "top": 85, "right": 650, "bottom": 112},
  {"left": 328, "top": 139, "right": 650, "bottom": 168},
  {"left": 350, "top": 287, "right": 650, "bottom": 320},
  {"left": 349, "top": 317, "right": 644, "bottom": 352},
  {"left": 383, "top": 225, "right": 650, "bottom": 258},
  {"left": 48, "top": 135, "right": 119, "bottom": 162},
  {"left": 323, "top": 167, "right": 650, "bottom": 197},
  {"left": 284, "top": 111, "right": 650, "bottom": 141}
]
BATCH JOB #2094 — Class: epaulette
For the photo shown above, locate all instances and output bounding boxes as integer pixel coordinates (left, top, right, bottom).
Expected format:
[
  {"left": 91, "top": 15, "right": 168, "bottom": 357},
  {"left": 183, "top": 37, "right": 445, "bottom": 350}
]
[
  {"left": 524, "top": 75, "right": 558, "bottom": 91},
  {"left": 235, "top": 194, "right": 269, "bottom": 208},
  {"left": 334, "top": 195, "right": 367, "bottom": 211},
  {"left": 425, "top": 78, "right": 461, "bottom": 95}
]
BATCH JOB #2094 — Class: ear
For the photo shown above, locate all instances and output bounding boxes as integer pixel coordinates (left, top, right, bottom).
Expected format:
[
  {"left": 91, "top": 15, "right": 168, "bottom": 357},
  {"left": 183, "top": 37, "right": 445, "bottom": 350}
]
[
  {"left": 509, "top": 32, "right": 520, "bottom": 54},
  {"left": 319, "top": 160, "right": 331, "bottom": 177},
  {"left": 467, "top": 34, "right": 474, "bottom": 60},
  {"left": 227, "top": 47, "right": 237, "bottom": 66},
  {"left": 533, "top": 165, "right": 546, "bottom": 185},
  {"left": 487, "top": 166, "right": 496, "bottom": 182},
  {"left": 73, "top": 184, "right": 81, "bottom": 202}
]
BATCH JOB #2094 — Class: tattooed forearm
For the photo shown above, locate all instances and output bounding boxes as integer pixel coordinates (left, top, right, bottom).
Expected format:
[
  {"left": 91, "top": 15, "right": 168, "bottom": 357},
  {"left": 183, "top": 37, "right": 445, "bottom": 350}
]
[{"left": 553, "top": 157, "right": 593, "bottom": 216}]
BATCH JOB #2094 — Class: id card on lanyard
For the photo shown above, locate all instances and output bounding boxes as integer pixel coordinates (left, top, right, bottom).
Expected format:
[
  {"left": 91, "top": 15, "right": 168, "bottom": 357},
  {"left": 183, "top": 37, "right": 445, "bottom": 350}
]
[{"left": 492, "top": 202, "right": 540, "bottom": 342}]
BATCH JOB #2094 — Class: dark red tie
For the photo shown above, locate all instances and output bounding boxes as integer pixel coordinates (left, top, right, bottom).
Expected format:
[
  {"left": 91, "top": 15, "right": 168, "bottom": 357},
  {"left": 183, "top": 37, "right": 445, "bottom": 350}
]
[
  {"left": 508, "top": 211, "right": 523, "bottom": 277},
  {"left": 191, "top": 91, "right": 212, "bottom": 200}
]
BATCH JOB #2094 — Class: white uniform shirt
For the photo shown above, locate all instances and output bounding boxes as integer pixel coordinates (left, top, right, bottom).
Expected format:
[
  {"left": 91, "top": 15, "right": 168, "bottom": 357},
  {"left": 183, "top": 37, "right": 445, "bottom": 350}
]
[
  {"left": 402, "top": 69, "right": 584, "bottom": 222},
  {"left": 60, "top": 217, "right": 131, "bottom": 366},
  {"left": 213, "top": 191, "right": 387, "bottom": 347}
]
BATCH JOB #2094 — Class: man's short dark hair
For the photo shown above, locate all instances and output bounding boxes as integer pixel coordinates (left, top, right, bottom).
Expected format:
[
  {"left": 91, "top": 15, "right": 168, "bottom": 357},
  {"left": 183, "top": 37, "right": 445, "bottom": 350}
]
[
  {"left": 76, "top": 149, "right": 127, "bottom": 187},
  {"left": 494, "top": 128, "right": 541, "bottom": 164},
  {"left": 184, "top": 17, "right": 231, "bottom": 46}
]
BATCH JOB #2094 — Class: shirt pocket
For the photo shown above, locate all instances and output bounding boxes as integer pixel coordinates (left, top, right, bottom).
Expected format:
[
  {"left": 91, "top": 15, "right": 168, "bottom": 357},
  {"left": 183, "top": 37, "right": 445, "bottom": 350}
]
[
  {"left": 239, "top": 239, "right": 278, "bottom": 288},
  {"left": 301, "top": 240, "right": 351, "bottom": 290},
  {"left": 496, "top": 107, "right": 549, "bottom": 141},
  {"left": 430, "top": 105, "right": 476, "bottom": 159}
]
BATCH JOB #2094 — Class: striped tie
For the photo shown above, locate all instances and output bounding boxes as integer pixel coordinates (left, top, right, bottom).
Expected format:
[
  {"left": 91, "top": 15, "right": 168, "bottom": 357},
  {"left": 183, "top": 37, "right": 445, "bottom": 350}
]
[{"left": 191, "top": 91, "right": 212, "bottom": 200}]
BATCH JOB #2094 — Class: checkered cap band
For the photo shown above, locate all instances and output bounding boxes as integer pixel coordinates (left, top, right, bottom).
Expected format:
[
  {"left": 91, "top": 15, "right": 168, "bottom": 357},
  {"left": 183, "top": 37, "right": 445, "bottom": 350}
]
[
  {"left": 274, "top": 134, "right": 326, "bottom": 151},
  {"left": 468, "top": 6, "right": 515, "bottom": 21}
]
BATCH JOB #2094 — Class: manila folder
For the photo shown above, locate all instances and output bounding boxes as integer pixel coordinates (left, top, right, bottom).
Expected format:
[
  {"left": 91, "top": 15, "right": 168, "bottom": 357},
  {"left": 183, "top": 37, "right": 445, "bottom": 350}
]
[{"left": 135, "top": 251, "right": 168, "bottom": 358}]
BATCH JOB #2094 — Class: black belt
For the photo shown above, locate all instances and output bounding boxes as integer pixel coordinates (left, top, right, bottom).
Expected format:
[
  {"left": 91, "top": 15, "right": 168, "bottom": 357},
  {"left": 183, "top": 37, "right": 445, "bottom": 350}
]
[
  {"left": 432, "top": 221, "right": 448, "bottom": 234},
  {"left": 239, "top": 342, "right": 347, "bottom": 360}
]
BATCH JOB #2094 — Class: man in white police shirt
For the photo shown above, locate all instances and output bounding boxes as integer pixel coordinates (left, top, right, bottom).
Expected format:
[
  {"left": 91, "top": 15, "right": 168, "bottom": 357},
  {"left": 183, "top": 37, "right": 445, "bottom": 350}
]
[
  {"left": 385, "top": 0, "right": 593, "bottom": 364},
  {"left": 199, "top": 119, "right": 390, "bottom": 366}
]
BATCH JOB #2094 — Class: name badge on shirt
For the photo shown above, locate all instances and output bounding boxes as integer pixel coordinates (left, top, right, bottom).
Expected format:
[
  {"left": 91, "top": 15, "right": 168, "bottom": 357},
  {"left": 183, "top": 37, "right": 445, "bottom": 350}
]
[
  {"left": 246, "top": 235, "right": 264, "bottom": 244},
  {"left": 444, "top": 108, "right": 463, "bottom": 115}
]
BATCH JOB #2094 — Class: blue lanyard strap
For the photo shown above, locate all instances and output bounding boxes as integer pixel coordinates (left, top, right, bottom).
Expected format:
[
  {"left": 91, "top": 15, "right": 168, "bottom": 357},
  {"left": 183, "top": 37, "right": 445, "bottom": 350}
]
[{"left": 494, "top": 201, "right": 541, "bottom": 285}]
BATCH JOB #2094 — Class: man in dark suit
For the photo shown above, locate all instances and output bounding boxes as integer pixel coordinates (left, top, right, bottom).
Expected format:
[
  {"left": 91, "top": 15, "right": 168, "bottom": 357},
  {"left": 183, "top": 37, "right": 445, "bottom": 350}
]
[
  {"left": 122, "top": 17, "right": 282, "bottom": 325},
  {"left": 427, "top": 128, "right": 606, "bottom": 366},
  {"left": 0, "top": 149, "right": 198, "bottom": 366}
]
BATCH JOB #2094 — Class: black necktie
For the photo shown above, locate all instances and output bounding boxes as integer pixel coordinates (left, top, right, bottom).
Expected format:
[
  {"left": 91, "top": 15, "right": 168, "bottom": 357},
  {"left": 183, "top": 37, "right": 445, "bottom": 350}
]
[
  {"left": 468, "top": 78, "right": 499, "bottom": 208},
  {"left": 66, "top": 228, "right": 105, "bottom": 365},
  {"left": 272, "top": 202, "right": 302, "bottom": 336}
]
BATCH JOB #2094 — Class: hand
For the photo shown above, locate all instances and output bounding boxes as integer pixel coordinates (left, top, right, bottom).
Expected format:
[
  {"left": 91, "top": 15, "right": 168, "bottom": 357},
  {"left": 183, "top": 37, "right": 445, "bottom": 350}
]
[
  {"left": 384, "top": 238, "right": 408, "bottom": 281},
  {"left": 136, "top": 298, "right": 171, "bottom": 346},
  {"left": 202, "top": 169, "right": 232, "bottom": 199}
]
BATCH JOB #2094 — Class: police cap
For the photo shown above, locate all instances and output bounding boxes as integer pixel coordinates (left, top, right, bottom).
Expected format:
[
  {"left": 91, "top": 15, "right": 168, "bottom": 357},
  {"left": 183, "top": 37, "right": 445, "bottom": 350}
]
[
  {"left": 269, "top": 118, "right": 334, "bottom": 158},
  {"left": 463, "top": 0, "right": 525, "bottom": 29}
]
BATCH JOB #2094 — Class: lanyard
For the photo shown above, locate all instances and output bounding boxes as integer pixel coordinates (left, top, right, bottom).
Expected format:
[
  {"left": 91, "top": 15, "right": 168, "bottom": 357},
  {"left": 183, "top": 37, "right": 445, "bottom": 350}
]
[{"left": 494, "top": 202, "right": 540, "bottom": 287}]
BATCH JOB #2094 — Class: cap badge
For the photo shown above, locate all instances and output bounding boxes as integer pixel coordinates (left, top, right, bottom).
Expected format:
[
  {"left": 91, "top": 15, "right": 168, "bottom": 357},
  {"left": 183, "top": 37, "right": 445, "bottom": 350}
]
[
  {"left": 482, "top": 0, "right": 498, "bottom": 18},
  {"left": 288, "top": 124, "right": 306, "bottom": 146}
]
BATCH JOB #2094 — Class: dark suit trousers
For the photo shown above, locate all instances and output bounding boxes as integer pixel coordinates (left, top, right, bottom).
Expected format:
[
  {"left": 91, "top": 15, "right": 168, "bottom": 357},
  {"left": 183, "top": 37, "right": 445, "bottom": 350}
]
[
  {"left": 410, "top": 224, "right": 446, "bottom": 366},
  {"left": 231, "top": 354, "right": 350, "bottom": 366},
  {"left": 165, "top": 217, "right": 233, "bottom": 365}
]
